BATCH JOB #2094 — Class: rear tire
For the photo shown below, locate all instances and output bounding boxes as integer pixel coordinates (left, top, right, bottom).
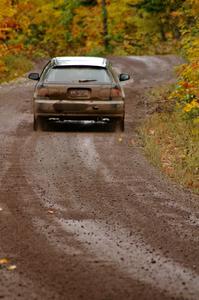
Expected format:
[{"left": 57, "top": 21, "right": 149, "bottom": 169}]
[
  {"left": 33, "top": 116, "right": 47, "bottom": 131},
  {"left": 33, "top": 116, "right": 40, "bottom": 131},
  {"left": 41, "top": 117, "right": 48, "bottom": 131},
  {"left": 115, "top": 118, "right": 125, "bottom": 132}
]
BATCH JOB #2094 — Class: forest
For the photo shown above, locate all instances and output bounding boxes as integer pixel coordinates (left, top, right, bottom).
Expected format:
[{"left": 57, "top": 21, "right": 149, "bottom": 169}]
[
  {"left": 0, "top": 0, "right": 198, "bottom": 190},
  {"left": 1, "top": 0, "right": 199, "bottom": 57}
]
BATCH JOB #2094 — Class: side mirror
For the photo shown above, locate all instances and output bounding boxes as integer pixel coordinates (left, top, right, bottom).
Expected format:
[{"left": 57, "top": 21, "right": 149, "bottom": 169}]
[
  {"left": 119, "top": 73, "right": 130, "bottom": 81},
  {"left": 28, "top": 73, "right": 40, "bottom": 81}
]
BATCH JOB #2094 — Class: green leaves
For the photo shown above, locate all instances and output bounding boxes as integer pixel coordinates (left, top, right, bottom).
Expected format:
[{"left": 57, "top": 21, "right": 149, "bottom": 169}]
[{"left": 134, "top": 0, "right": 169, "bottom": 13}]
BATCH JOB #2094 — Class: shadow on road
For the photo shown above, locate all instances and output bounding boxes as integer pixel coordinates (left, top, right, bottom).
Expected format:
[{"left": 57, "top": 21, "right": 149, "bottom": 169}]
[{"left": 39, "top": 120, "right": 116, "bottom": 133}]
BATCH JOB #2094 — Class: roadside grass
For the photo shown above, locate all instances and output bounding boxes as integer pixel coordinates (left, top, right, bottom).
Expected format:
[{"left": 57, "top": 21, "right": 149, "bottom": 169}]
[
  {"left": 0, "top": 54, "right": 33, "bottom": 83},
  {"left": 139, "top": 87, "right": 199, "bottom": 194}
]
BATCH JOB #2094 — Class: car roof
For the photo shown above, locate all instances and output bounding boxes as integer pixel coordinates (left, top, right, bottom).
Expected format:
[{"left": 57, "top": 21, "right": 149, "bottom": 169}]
[{"left": 52, "top": 56, "right": 107, "bottom": 68}]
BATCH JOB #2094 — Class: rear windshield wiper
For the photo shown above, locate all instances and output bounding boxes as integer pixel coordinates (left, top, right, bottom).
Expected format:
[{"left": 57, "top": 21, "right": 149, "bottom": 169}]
[{"left": 79, "top": 79, "right": 97, "bottom": 82}]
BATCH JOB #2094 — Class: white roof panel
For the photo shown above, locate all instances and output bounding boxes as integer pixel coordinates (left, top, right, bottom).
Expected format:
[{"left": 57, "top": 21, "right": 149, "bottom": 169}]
[{"left": 53, "top": 56, "right": 107, "bottom": 67}]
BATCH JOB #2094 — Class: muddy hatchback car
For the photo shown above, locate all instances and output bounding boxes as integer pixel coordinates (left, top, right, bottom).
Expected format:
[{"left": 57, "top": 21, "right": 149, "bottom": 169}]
[{"left": 28, "top": 56, "right": 130, "bottom": 131}]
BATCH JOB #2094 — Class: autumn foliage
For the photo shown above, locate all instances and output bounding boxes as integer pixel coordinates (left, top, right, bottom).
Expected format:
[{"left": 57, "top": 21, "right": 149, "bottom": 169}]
[{"left": 0, "top": 0, "right": 198, "bottom": 56}]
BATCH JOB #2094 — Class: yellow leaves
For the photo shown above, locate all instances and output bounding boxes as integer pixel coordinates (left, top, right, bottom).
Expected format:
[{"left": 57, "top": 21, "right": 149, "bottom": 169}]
[
  {"left": 149, "top": 129, "right": 155, "bottom": 136},
  {"left": 187, "top": 0, "right": 199, "bottom": 15},
  {"left": 7, "top": 265, "right": 17, "bottom": 271},
  {"left": 0, "top": 258, "right": 9, "bottom": 265},
  {"left": 170, "top": 11, "right": 183, "bottom": 18},
  {"left": 193, "top": 117, "right": 199, "bottom": 125},
  {"left": 170, "top": 57, "right": 199, "bottom": 121},
  {"left": 183, "top": 100, "right": 199, "bottom": 113},
  {"left": 129, "top": 138, "right": 136, "bottom": 146},
  {"left": 0, "top": 0, "right": 198, "bottom": 68},
  {"left": 118, "top": 137, "right": 123, "bottom": 143},
  {"left": 0, "top": 59, "right": 6, "bottom": 73},
  {"left": 72, "top": 4, "right": 103, "bottom": 52},
  {"left": 0, "top": 258, "right": 17, "bottom": 271},
  {"left": 0, "top": 0, "right": 18, "bottom": 47},
  {"left": 0, "top": 1, "right": 16, "bottom": 21},
  {"left": 0, "top": 44, "right": 23, "bottom": 60}
]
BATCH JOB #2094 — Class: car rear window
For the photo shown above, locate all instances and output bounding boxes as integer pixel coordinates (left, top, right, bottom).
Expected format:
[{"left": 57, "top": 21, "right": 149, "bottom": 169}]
[{"left": 44, "top": 66, "right": 112, "bottom": 83}]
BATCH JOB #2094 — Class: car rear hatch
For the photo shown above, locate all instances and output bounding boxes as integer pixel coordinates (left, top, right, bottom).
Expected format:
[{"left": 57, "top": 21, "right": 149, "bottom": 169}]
[
  {"left": 34, "top": 65, "right": 124, "bottom": 116},
  {"left": 36, "top": 65, "right": 123, "bottom": 101},
  {"left": 36, "top": 82, "right": 115, "bottom": 101}
]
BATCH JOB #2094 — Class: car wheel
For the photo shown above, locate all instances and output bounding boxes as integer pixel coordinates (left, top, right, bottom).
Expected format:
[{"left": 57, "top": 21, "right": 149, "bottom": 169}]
[
  {"left": 33, "top": 116, "right": 40, "bottom": 131},
  {"left": 33, "top": 116, "right": 46, "bottom": 131},
  {"left": 115, "top": 118, "right": 125, "bottom": 132},
  {"left": 41, "top": 117, "right": 48, "bottom": 131}
]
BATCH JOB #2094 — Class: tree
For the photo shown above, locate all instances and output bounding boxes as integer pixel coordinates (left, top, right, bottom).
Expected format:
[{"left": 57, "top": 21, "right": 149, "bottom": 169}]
[
  {"left": 129, "top": 0, "right": 185, "bottom": 41},
  {"left": 101, "top": 0, "right": 109, "bottom": 50},
  {"left": 78, "top": 0, "right": 109, "bottom": 51}
]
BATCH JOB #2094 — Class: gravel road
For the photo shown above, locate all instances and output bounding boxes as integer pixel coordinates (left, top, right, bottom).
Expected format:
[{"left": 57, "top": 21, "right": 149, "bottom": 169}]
[{"left": 0, "top": 56, "right": 199, "bottom": 300}]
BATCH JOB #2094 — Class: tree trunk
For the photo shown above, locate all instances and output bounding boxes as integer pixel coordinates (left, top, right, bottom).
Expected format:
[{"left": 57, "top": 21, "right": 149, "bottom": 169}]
[
  {"left": 172, "top": 26, "right": 181, "bottom": 40},
  {"left": 101, "top": 0, "right": 109, "bottom": 50},
  {"left": 159, "top": 23, "right": 167, "bottom": 42}
]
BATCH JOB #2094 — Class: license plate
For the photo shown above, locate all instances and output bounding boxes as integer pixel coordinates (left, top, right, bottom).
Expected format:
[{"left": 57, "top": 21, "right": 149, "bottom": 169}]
[{"left": 68, "top": 89, "right": 90, "bottom": 98}]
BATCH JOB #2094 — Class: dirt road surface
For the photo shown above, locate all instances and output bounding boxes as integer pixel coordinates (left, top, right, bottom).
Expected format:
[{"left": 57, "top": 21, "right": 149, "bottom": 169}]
[{"left": 0, "top": 56, "right": 199, "bottom": 300}]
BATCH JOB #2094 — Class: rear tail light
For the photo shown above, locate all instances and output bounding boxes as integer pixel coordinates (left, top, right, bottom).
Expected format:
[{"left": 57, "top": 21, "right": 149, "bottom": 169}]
[{"left": 111, "top": 86, "right": 122, "bottom": 98}]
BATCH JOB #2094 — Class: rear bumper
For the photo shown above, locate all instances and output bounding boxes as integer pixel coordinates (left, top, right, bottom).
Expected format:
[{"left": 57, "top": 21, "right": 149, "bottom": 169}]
[{"left": 34, "top": 99, "right": 125, "bottom": 118}]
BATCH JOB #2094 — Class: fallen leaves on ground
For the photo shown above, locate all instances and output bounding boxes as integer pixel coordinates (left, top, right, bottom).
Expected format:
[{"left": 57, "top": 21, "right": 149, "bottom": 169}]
[
  {"left": 129, "top": 138, "right": 136, "bottom": 146},
  {"left": 0, "top": 259, "right": 17, "bottom": 271},
  {"left": 7, "top": 265, "right": 17, "bottom": 271},
  {"left": 0, "top": 258, "right": 9, "bottom": 265}
]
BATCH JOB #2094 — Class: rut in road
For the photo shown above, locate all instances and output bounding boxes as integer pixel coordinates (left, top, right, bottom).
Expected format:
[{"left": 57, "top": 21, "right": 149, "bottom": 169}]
[{"left": 0, "top": 56, "right": 199, "bottom": 300}]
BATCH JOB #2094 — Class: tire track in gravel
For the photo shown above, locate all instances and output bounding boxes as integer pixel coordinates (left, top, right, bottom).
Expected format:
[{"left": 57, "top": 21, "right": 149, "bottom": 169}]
[
  {"left": 0, "top": 125, "right": 129, "bottom": 300},
  {"left": 21, "top": 128, "right": 199, "bottom": 299},
  {"left": 0, "top": 129, "right": 174, "bottom": 300},
  {"left": 0, "top": 123, "right": 173, "bottom": 300}
]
